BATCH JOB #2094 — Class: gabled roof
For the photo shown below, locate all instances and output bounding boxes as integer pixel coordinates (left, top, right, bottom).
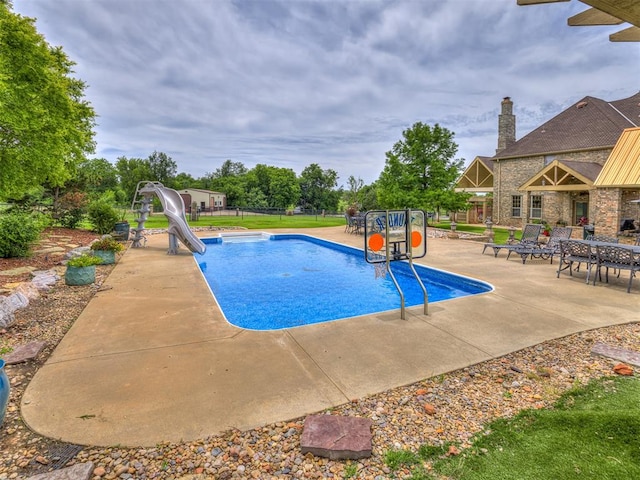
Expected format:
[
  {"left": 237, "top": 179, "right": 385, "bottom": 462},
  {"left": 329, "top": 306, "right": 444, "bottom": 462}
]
[
  {"left": 521, "top": 159, "right": 602, "bottom": 192},
  {"left": 494, "top": 91, "right": 640, "bottom": 160},
  {"left": 455, "top": 156, "right": 493, "bottom": 192},
  {"left": 594, "top": 127, "right": 640, "bottom": 187}
]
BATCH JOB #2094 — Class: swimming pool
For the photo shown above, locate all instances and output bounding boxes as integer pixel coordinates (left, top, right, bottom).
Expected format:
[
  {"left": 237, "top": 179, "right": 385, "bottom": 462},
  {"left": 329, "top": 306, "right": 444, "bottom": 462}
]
[{"left": 197, "top": 234, "right": 492, "bottom": 330}]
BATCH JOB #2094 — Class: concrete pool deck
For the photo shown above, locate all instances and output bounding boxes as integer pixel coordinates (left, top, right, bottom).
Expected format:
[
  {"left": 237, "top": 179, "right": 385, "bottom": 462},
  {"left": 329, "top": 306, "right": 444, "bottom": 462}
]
[{"left": 21, "top": 226, "right": 639, "bottom": 447}]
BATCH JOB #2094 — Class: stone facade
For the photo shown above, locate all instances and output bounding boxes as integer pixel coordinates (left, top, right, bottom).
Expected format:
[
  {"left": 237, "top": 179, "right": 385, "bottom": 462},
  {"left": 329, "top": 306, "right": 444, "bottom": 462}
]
[{"left": 494, "top": 149, "right": 613, "bottom": 228}]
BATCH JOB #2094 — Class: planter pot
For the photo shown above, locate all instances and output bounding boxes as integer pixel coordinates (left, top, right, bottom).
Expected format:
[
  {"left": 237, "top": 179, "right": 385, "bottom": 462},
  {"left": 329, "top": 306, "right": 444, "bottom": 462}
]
[
  {"left": 114, "top": 221, "right": 130, "bottom": 241},
  {"left": 65, "top": 265, "right": 96, "bottom": 286},
  {"left": 0, "top": 359, "right": 9, "bottom": 427},
  {"left": 93, "top": 250, "right": 116, "bottom": 265}
]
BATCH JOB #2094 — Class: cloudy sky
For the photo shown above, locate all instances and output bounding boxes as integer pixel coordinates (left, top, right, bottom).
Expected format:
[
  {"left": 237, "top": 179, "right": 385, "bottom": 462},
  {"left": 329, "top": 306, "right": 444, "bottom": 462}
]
[{"left": 12, "top": 0, "right": 640, "bottom": 186}]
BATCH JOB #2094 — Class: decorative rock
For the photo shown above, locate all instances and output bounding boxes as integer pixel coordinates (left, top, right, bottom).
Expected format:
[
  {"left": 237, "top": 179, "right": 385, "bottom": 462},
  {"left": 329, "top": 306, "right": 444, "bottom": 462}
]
[
  {"left": 301, "top": 415, "right": 372, "bottom": 460},
  {"left": 613, "top": 363, "right": 633, "bottom": 376},
  {"left": 424, "top": 404, "right": 437, "bottom": 415},
  {"left": 25, "top": 462, "right": 94, "bottom": 480},
  {"left": 3, "top": 342, "right": 46, "bottom": 365}
]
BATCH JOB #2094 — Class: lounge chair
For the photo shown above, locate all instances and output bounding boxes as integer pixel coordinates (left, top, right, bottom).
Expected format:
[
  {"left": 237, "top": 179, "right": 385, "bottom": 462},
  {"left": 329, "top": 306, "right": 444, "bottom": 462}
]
[
  {"left": 507, "top": 226, "right": 573, "bottom": 264},
  {"left": 482, "top": 224, "right": 542, "bottom": 257}
]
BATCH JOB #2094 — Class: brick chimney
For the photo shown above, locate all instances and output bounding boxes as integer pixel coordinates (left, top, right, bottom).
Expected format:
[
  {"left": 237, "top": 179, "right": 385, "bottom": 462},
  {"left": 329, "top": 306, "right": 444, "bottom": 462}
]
[{"left": 496, "top": 96, "right": 516, "bottom": 153}]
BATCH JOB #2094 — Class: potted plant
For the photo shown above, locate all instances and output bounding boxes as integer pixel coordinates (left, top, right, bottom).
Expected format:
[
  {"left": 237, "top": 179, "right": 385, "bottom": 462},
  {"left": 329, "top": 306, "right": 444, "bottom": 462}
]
[
  {"left": 90, "top": 236, "right": 124, "bottom": 265},
  {"left": 65, "top": 254, "right": 103, "bottom": 286},
  {"left": 114, "top": 209, "right": 130, "bottom": 241}
]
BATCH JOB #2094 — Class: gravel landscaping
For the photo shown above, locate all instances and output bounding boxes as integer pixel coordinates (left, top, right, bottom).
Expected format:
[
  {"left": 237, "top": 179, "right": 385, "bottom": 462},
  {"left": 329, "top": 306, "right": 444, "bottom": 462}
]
[{"left": 0, "top": 228, "right": 638, "bottom": 479}]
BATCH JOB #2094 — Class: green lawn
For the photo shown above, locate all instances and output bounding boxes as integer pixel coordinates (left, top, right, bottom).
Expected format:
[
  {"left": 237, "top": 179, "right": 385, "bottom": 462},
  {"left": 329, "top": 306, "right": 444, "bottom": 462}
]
[
  {"left": 385, "top": 376, "right": 640, "bottom": 480},
  {"left": 123, "top": 212, "right": 346, "bottom": 230},
  {"left": 121, "top": 214, "right": 516, "bottom": 244}
]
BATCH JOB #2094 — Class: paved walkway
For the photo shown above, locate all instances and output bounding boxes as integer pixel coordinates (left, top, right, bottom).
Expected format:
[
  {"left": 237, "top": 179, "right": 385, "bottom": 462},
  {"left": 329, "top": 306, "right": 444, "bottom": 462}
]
[{"left": 21, "top": 227, "right": 639, "bottom": 447}]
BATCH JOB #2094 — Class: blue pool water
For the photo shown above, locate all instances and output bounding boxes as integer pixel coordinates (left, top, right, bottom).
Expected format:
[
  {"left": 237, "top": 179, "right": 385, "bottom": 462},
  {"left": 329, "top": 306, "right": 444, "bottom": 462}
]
[{"left": 197, "top": 234, "right": 492, "bottom": 330}]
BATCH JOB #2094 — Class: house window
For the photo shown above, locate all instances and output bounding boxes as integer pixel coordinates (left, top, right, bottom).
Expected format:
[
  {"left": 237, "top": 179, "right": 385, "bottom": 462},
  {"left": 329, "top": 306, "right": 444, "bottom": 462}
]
[
  {"left": 511, "top": 195, "right": 522, "bottom": 217},
  {"left": 529, "top": 195, "right": 542, "bottom": 219}
]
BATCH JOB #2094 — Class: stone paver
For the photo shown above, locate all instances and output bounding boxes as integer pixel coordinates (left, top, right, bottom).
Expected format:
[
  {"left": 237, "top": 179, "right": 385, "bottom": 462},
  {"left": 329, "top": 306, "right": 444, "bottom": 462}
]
[
  {"left": 591, "top": 341, "right": 640, "bottom": 367},
  {"left": 301, "top": 415, "right": 373, "bottom": 460},
  {"left": 4, "top": 341, "right": 47, "bottom": 365},
  {"left": 0, "top": 266, "right": 36, "bottom": 276},
  {"left": 25, "top": 462, "right": 94, "bottom": 480}
]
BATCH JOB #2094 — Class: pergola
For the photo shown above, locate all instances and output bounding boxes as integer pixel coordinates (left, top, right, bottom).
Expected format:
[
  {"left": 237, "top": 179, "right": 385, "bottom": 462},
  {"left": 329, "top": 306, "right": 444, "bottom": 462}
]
[{"left": 517, "top": 0, "right": 640, "bottom": 41}]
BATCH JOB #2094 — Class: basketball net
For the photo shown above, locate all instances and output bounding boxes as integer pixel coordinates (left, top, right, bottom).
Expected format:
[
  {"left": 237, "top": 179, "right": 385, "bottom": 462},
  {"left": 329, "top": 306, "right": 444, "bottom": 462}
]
[{"left": 374, "top": 262, "right": 387, "bottom": 279}]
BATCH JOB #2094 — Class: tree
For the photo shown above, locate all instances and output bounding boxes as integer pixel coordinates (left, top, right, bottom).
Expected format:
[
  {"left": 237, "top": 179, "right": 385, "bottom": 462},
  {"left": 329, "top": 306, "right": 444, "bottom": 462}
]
[
  {"left": 213, "top": 159, "right": 247, "bottom": 178},
  {"left": 298, "top": 164, "right": 340, "bottom": 211},
  {"left": 204, "top": 160, "right": 248, "bottom": 206},
  {"left": 244, "top": 164, "right": 300, "bottom": 209},
  {"left": 75, "top": 158, "right": 118, "bottom": 194},
  {"left": 170, "top": 172, "right": 198, "bottom": 190},
  {"left": 0, "top": 3, "right": 96, "bottom": 199},
  {"left": 115, "top": 156, "right": 152, "bottom": 203},
  {"left": 147, "top": 151, "right": 177, "bottom": 186},
  {"left": 346, "top": 175, "right": 364, "bottom": 208},
  {"left": 376, "top": 122, "right": 468, "bottom": 214}
]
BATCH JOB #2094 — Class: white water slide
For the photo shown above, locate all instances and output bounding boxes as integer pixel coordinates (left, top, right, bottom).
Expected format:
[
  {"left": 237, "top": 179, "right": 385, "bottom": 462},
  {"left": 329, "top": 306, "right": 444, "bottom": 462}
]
[{"left": 139, "top": 183, "right": 206, "bottom": 254}]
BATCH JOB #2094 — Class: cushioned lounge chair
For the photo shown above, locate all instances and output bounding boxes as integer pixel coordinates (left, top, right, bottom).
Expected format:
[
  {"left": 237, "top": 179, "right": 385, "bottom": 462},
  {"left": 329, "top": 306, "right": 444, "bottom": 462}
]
[{"left": 482, "top": 224, "right": 542, "bottom": 257}]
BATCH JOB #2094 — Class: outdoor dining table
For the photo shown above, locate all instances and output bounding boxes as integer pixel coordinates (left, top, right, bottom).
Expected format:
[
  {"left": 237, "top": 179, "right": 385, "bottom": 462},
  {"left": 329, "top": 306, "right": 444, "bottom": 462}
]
[
  {"left": 578, "top": 239, "right": 640, "bottom": 253},
  {"left": 559, "top": 239, "right": 640, "bottom": 291}
]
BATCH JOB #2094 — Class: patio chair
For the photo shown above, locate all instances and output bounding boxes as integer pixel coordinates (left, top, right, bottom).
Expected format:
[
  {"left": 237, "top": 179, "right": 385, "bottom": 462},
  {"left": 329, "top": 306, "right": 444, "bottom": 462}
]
[
  {"left": 344, "top": 214, "right": 356, "bottom": 233},
  {"left": 585, "top": 234, "right": 618, "bottom": 244},
  {"left": 507, "top": 226, "right": 573, "bottom": 264},
  {"left": 557, "top": 239, "right": 597, "bottom": 284},
  {"left": 593, "top": 244, "right": 640, "bottom": 293},
  {"left": 482, "top": 224, "right": 542, "bottom": 257}
]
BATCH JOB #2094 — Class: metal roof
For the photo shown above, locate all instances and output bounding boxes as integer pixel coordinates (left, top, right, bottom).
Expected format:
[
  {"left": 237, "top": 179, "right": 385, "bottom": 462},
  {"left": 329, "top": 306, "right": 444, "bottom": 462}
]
[{"left": 594, "top": 127, "right": 640, "bottom": 187}]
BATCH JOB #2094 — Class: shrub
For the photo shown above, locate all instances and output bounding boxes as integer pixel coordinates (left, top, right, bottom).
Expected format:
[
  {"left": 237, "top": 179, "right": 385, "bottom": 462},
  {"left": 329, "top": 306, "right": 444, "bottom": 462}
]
[
  {"left": 90, "top": 236, "right": 124, "bottom": 252},
  {"left": 56, "top": 191, "right": 88, "bottom": 229},
  {"left": 66, "top": 254, "right": 103, "bottom": 267},
  {"left": 87, "top": 202, "right": 120, "bottom": 234},
  {"left": 0, "top": 211, "right": 44, "bottom": 258}
]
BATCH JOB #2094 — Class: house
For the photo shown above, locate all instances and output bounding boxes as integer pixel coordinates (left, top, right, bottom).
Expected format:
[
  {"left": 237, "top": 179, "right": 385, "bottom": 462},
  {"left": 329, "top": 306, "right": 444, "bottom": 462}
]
[
  {"left": 456, "top": 92, "right": 640, "bottom": 237},
  {"left": 176, "top": 188, "right": 227, "bottom": 213}
]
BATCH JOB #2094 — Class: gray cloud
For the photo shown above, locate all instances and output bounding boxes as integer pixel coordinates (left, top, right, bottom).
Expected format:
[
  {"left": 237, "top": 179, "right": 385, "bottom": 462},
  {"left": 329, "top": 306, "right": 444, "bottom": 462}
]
[{"left": 13, "top": 0, "right": 640, "bottom": 185}]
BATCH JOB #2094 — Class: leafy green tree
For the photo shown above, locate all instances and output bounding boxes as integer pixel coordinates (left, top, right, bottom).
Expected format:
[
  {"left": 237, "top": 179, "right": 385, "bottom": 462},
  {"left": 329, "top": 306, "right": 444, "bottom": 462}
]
[
  {"left": 299, "top": 164, "right": 339, "bottom": 211},
  {"left": 115, "top": 156, "right": 152, "bottom": 203},
  {"left": 345, "top": 175, "right": 364, "bottom": 209},
  {"left": 0, "top": 3, "right": 96, "bottom": 199},
  {"left": 376, "top": 122, "right": 467, "bottom": 213},
  {"left": 245, "top": 164, "right": 300, "bottom": 209},
  {"left": 214, "top": 159, "right": 247, "bottom": 178},
  {"left": 170, "top": 172, "right": 198, "bottom": 190},
  {"left": 204, "top": 160, "right": 249, "bottom": 206},
  {"left": 147, "top": 151, "right": 177, "bottom": 186},
  {"left": 75, "top": 158, "right": 118, "bottom": 194},
  {"left": 359, "top": 182, "right": 379, "bottom": 211}
]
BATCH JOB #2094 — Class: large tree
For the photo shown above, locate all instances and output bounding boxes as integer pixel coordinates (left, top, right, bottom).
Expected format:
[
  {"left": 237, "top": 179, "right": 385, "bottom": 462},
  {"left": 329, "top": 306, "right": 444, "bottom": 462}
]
[
  {"left": 115, "top": 156, "right": 152, "bottom": 203},
  {"left": 376, "top": 122, "right": 469, "bottom": 214},
  {"left": 244, "top": 164, "right": 300, "bottom": 209},
  {"left": 298, "top": 163, "right": 340, "bottom": 211},
  {"left": 0, "top": 3, "right": 96, "bottom": 199},
  {"left": 147, "top": 151, "right": 177, "bottom": 186}
]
